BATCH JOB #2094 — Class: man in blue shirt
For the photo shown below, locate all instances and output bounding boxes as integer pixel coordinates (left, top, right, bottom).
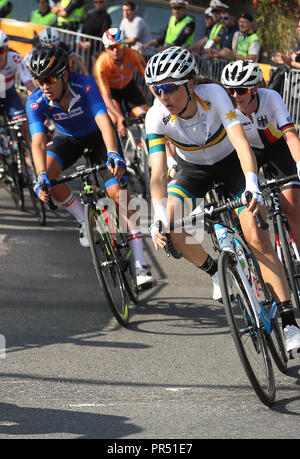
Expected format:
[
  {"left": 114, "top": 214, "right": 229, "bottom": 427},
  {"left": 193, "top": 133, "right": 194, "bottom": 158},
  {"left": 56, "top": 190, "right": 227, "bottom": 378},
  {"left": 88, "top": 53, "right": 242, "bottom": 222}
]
[{"left": 26, "top": 44, "right": 153, "bottom": 288}]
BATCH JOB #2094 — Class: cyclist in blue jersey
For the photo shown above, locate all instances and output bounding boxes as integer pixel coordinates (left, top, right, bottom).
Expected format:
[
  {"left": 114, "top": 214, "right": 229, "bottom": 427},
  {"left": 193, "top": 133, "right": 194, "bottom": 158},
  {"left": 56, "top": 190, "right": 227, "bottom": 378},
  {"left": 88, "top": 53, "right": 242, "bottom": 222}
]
[{"left": 26, "top": 44, "right": 153, "bottom": 289}]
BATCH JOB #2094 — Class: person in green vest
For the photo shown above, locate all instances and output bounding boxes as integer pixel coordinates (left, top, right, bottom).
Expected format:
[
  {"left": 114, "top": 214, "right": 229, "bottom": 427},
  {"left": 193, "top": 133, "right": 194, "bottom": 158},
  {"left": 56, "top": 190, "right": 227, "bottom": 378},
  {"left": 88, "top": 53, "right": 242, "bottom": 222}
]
[
  {"left": 142, "top": 0, "right": 195, "bottom": 52},
  {"left": 29, "top": 0, "right": 57, "bottom": 26},
  {"left": 212, "top": 12, "right": 261, "bottom": 62},
  {"left": 187, "top": 0, "right": 230, "bottom": 57},
  {"left": 0, "top": 0, "right": 12, "bottom": 18},
  {"left": 51, "top": 0, "right": 84, "bottom": 31}
]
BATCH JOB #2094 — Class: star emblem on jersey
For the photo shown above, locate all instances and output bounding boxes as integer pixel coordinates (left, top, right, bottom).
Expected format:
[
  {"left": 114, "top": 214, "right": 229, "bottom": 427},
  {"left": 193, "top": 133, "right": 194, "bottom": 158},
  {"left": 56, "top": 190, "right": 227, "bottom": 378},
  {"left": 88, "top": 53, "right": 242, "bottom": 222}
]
[{"left": 225, "top": 110, "right": 237, "bottom": 121}]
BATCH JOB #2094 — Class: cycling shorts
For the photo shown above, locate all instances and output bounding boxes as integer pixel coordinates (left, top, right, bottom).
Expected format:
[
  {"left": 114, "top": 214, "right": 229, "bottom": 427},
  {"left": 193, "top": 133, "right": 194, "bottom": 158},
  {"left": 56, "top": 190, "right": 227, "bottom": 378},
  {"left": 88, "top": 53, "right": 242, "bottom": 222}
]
[
  {"left": 167, "top": 150, "right": 245, "bottom": 212},
  {"left": 46, "top": 129, "right": 128, "bottom": 189},
  {"left": 111, "top": 79, "right": 146, "bottom": 115},
  {"left": 253, "top": 137, "right": 300, "bottom": 190},
  {"left": 0, "top": 86, "right": 26, "bottom": 120}
]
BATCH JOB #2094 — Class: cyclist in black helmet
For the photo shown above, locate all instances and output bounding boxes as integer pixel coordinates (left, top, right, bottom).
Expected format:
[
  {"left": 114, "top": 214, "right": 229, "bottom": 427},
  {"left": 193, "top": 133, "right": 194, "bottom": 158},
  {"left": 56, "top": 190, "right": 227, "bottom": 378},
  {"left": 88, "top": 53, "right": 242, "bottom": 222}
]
[{"left": 26, "top": 44, "right": 154, "bottom": 289}]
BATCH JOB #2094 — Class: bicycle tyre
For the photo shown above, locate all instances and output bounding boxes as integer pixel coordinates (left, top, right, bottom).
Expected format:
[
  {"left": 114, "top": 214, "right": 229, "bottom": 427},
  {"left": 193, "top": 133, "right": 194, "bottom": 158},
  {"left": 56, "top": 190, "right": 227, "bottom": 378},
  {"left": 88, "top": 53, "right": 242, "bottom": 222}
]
[
  {"left": 85, "top": 202, "right": 130, "bottom": 327},
  {"left": 123, "top": 128, "right": 148, "bottom": 198},
  {"left": 218, "top": 251, "right": 276, "bottom": 406},
  {"left": 246, "top": 253, "right": 287, "bottom": 374},
  {"left": 276, "top": 213, "right": 300, "bottom": 313},
  {"left": 20, "top": 143, "right": 47, "bottom": 226},
  {"left": 3, "top": 160, "right": 24, "bottom": 211}
]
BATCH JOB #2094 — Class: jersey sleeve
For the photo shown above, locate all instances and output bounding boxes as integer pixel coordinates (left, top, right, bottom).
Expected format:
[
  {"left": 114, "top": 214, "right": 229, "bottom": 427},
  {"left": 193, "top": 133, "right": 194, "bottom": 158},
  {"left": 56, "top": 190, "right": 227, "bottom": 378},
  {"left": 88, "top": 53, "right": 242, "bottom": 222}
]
[
  {"left": 82, "top": 75, "right": 108, "bottom": 117},
  {"left": 132, "top": 49, "right": 146, "bottom": 77},
  {"left": 16, "top": 54, "right": 33, "bottom": 88},
  {"left": 26, "top": 92, "right": 46, "bottom": 136},
  {"left": 145, "top": 106, "right": 166, "bottom": 155},
  {"left": 268, "top": 89, "right": 295, "bottom": 133},
  {"left": 94, "top": 53, "right": 111, "bottom": 95}
]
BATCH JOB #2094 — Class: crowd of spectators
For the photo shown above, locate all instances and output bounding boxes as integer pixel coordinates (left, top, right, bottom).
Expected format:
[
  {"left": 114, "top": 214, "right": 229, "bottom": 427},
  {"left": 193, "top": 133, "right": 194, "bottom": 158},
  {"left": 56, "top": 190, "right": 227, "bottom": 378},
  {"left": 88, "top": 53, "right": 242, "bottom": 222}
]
[{"left": 1, "top": 0, "right": 300, "bottom": 75}]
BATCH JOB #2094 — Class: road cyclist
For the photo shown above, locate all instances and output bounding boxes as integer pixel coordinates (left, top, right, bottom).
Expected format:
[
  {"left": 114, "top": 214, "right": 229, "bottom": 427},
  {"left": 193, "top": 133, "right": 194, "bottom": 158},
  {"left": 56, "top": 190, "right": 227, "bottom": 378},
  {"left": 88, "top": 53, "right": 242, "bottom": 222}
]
[
  {"left": 144, "top": 46, "right": 300, "bottom": 355},
  {"left": 26, "top": 44, "right": 153, "bottom": 290}
]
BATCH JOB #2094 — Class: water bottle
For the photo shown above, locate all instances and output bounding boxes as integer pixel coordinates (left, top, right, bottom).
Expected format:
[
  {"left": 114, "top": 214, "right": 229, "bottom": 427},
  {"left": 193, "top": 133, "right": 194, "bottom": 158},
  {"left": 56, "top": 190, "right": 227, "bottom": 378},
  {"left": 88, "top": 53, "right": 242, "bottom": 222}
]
[
  {"left": 215, "top": 223, "right": 233, "bottom": 250},
  {"left": 234, "top": 238, "right": 249, "bottom": 278}
]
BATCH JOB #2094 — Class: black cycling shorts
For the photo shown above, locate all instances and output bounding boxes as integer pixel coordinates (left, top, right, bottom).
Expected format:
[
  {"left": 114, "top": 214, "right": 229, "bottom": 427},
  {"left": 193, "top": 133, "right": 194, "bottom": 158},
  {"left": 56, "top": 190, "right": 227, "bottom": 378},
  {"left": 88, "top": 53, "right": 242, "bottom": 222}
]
[
  {"left": 110, "top": 79, "right": 146, "bottom": 113},
  {"left": 253, "top": 137, "right": 300, "bottom": 189},
  {"left": 167, "top": 151, "right": 245, "bottom": 211},
  {"left": 46, "top": 129, "right": 128, "bottom": 188}
]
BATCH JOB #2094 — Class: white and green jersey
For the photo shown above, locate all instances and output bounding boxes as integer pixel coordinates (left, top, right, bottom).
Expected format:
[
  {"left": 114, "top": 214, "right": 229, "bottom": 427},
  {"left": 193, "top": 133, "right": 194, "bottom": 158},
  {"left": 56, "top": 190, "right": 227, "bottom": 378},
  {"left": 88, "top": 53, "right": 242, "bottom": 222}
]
[{"left": 146, "top": 83, "right": 240, "bottom": 165}]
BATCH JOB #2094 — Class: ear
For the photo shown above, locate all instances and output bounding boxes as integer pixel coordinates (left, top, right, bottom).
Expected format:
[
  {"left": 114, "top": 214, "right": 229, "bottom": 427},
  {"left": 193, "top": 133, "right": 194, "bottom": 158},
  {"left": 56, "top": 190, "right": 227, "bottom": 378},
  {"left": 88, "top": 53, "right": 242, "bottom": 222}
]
[{"left": 187, "top": 79, "right": 195, "bottom": 93}]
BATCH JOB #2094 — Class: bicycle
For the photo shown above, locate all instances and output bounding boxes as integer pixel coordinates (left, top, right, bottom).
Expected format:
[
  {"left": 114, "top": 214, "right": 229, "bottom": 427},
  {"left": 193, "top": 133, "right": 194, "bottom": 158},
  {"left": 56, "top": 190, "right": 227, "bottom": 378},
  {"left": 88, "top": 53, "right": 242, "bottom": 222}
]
[
  {"left": 260, "top": 169, "right": 300, "bottom": 314},
  {"left": 122, "top": 113, "right": 150, "bottom": 199},
  {"left": 50, "top": 153, "right": 138, "bottom": 327},
  {"left": 160, "top": 194, "right": 287, "bottom": 406},
  {"left": 0, "top": 107, "right": 46, "bottom": 225}
]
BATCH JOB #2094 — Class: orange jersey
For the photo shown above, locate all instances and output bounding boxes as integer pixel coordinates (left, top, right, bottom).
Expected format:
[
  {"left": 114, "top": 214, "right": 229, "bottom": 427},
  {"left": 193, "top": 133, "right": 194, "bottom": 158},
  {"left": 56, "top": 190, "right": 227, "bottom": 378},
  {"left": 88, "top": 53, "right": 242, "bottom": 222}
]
[{"left": 94, "top": 47, "right": 146, "bottom": 94}]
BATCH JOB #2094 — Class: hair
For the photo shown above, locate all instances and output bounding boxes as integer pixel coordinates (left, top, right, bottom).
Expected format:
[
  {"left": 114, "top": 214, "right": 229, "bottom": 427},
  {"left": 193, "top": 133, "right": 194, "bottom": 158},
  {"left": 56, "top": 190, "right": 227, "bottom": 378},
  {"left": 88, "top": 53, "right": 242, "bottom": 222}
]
[{"left": 123, "top": 1, "right": 135, "bottom": 10}]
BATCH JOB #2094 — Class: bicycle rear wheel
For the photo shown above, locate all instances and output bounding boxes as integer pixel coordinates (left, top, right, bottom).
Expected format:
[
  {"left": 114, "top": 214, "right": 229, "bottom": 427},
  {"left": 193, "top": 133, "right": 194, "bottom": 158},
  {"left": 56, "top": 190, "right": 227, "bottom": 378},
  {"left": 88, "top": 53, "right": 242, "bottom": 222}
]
[
  {"left": 219, "top": 252, "right": 276, "bottom": 406},
  {"left": 276, "top": 214, "right": 300, "bottom": 312},
  {"left": 85, "top": 203, "right": 129, "bottom": 327},
  {"left": 123, "top": 128, "right": 148, "bottom": 198}
]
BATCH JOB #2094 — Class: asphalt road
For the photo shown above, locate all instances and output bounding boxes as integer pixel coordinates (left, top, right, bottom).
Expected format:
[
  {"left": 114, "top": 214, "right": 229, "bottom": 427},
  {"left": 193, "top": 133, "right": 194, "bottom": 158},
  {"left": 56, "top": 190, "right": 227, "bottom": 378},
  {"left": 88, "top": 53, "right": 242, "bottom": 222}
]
[{"left": 1, "top": 185, "right": 300, "bottom": 441}]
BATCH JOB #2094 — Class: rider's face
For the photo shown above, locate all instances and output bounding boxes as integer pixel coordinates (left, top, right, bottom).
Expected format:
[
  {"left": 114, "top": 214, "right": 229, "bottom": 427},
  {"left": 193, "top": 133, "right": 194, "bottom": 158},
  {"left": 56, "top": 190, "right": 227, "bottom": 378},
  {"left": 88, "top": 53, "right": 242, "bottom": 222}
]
[
  {"left": 106, "top": 45, "right": 125, "bottom": 63},
  {"left": 151, "top": 78, "right": 193, "bottom": 116},
  {"left": 0, "top": 46, "right": 7, "bottom": 70},
  {"left": 35, "top": 75, "right": 63, "bottom": 100}
]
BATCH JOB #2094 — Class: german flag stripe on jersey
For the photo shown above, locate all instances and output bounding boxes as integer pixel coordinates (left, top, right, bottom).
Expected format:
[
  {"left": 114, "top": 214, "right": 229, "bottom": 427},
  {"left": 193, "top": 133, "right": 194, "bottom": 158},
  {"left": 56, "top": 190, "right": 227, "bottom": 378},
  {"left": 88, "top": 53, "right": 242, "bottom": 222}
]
[
  {"left": 148, "top": 133, "right": 166, "bottom": 154},
  {"left": 280, "top": 122, "right": 295, "bottom": 134},
  {"left": 165, "top": 124, "right": 226, "bottom": 151},
  {"left": 263, "top": 123, "right": 282, "bottom": 143},
  {"left": 167, "top": 184, "right": 196, "bottom": 213}
]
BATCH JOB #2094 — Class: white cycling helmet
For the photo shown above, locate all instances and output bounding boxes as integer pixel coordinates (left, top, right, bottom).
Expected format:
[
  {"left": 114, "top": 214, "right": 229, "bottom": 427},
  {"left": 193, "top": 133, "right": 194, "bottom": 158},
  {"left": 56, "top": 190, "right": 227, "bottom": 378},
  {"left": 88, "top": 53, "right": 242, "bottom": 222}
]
[
  {"left": 0, "top": 31, "right": 8, "bottom": 48},
  {"left": 145, "top": 46, "right": 198, "bottom": 85},
  {"left": 221, "top": 60, "right": 263, "bottom": 87},
  {"left": 39, "top": 28, "right": 60, "bottom": 46},
  {"left": 102, "top": 28, "right": 125, "bottom": 48}
]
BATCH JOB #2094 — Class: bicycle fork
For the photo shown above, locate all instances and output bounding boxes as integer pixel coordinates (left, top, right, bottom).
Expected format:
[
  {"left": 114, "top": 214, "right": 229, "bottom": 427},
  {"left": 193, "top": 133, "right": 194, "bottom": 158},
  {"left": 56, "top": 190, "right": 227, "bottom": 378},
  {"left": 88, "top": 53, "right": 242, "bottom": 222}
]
[{"left": 215, "top": 222, "right": 276, "bottom": 333}]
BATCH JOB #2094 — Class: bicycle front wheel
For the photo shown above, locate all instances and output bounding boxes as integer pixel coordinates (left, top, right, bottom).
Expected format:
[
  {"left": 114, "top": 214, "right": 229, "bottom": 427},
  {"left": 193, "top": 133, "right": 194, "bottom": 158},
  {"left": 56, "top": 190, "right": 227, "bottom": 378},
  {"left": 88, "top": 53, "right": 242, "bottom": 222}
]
[
  {"left": 218, "top": 252, "right": 276, "bottom": 406},
  {"left": 85, "top": 203, "right": 129, "bottom": 327},
  {"left": 3, "top": 160, "right": 24, "bottom": 211}
]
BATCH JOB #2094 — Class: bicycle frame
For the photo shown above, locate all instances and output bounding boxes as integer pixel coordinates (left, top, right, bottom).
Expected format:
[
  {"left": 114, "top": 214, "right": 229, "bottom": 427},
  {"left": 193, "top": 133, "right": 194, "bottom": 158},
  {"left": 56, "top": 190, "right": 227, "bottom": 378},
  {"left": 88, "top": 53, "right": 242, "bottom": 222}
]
[{"left": 214, "top": 220, "right": 277, "bottom": 334}]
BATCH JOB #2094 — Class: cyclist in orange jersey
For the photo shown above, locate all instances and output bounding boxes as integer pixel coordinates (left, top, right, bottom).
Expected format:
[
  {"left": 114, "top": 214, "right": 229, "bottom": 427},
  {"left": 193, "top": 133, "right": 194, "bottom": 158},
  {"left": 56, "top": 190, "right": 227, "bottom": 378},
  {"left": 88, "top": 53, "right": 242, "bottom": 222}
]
[{"left": 94, "top": 28, "right": 148, "bottom": 137}]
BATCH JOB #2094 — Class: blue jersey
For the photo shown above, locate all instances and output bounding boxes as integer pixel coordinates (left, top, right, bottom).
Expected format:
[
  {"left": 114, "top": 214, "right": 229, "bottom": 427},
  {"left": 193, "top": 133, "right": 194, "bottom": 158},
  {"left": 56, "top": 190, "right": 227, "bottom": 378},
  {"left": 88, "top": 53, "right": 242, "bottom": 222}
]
[{"left": 26, "top": 73, "right": 107, "bottom": 138}]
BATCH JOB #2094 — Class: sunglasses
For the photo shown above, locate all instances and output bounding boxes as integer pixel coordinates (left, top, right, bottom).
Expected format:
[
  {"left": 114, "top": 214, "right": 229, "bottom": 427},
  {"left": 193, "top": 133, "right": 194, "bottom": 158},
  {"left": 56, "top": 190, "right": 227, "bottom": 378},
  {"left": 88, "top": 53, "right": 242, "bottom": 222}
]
[
  {"left": 172, "top": 6, "right": 184, "bottom": 10},
  {"left": 106, "top": 44, "right": 124, "bottom": 51},
  {"left": 35, "top": 75, "right": 59, "bottom": 86},
  {"left": 152, "top": 79, "right": 189, "bottom": 96},
  {"left": 0, "top": 47, "right": 6, "bottom": 55},
  {"left": 220, "top": 16, "right": 232, "bottom": 20},
  {"left": 227, "top": 87, "right": 252, "bottom": 96}
]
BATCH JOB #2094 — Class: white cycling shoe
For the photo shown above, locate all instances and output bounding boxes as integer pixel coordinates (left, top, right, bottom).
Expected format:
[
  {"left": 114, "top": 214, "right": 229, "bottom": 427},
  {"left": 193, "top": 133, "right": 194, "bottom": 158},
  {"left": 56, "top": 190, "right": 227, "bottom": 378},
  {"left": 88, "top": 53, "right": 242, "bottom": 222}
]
[
  {"left": 212, "top": 271, "right": 233, "bottom": 302},
  {"left": 283, "top": 325, "right": 300, "bottom": 357},
  {"left": 135, "top": 262, "right": 153, "bottom": 290},
  {"left": 79, "top": 222, "right": 89, "bottom": 248}
]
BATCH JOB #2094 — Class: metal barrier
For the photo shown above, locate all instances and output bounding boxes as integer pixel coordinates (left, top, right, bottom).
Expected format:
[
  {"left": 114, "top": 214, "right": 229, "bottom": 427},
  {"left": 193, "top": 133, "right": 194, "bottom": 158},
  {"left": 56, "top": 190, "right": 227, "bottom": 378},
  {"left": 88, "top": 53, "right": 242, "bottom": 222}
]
[{"left": 283, "top": 69, "right": 300, "bottom": 134}]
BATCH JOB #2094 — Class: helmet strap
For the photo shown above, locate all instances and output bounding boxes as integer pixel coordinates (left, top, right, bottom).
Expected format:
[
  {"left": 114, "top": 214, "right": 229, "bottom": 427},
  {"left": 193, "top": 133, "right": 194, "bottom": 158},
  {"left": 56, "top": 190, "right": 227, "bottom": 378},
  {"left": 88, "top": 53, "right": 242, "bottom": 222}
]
[
  {"left": 178, "top": 83, "right": 192, "bottom": 117},
  {"left": 55, "top": 74, "right": 68, "bottom": 104}
]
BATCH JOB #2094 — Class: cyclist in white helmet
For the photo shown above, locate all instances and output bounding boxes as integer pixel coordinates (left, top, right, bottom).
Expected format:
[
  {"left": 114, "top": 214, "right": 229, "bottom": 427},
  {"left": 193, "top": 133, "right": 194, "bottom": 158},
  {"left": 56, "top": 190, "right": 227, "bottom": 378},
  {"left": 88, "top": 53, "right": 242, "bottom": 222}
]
[
  {"left": 221, "top": 60, "right": 300, "bottom": 245},
  {"left": 25, "top": 28, "right": 88, "bottom": 75},
  {"left": 146, "top": 46, "right": 300, "bottom": 354},
  {"left": 0, "top": 30, "right": 34, "bottom": 147}
]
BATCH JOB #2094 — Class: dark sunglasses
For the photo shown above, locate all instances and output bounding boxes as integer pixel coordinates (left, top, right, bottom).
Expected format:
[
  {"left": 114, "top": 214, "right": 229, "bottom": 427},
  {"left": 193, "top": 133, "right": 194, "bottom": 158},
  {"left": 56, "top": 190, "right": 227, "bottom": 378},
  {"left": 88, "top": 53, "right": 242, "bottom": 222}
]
[
  {"left": 0, "top": 47, "right": 6, "bottom": 55},
  {"left": 220, "top": 16, "right": 232, "bottom": 20},
  {"left": 227, "top": 87, "right": 252, "bottom": 96},
  {"left": 172, "top": 6, "right": 184, "bottom": 10},
  {"left": 35, "top": 75, "right": 59, "bottom": 86},
  {"left": 152, "top": 79, "right": 189, "bottom": 96}
]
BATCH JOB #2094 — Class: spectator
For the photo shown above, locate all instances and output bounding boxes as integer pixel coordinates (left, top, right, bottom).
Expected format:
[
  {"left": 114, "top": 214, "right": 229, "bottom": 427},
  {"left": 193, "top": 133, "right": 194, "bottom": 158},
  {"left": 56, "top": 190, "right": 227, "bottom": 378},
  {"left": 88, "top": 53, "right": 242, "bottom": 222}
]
[
  {"left": 206, "top": 9, "right": 238, "bottom": 59},
  {"left": 120, "top": 1, "right": 153, "bottom": 56},
  {"left": 81, "top": 0, "right": 111, "bottom": 65},
  {"left": 51, "top": 0, "right": 84, "bottom": 31},
  {"left": 142, "top": 0, "right": 195, "bottom": 52},
  {"left": 187, "top": 1, "right": 229, "bottom": 56},
  {"left": 0, "top": 0, "right": 12, "bottom": 18},
  {"left": 211, "top": 12, "right": 261, "bottom": 62},
  {"left": 29, "top": 0, "right": 57, "bottom": 26},
  {"left": 272, "top": 17, "right": 300, "bottom": 70}
]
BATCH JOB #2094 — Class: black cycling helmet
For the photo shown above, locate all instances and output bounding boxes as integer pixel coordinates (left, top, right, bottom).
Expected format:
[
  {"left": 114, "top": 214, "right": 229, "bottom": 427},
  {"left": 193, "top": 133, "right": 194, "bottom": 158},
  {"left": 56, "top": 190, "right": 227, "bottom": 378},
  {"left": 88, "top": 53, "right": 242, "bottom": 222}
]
[{"left": 30, "top": 45, "right": 71, "bottom": 78}]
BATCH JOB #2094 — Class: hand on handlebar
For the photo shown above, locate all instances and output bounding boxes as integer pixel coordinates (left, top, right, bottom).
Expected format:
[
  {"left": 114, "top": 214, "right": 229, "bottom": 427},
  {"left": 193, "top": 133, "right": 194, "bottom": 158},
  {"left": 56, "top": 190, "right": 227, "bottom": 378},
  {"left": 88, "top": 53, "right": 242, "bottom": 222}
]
[
  {"left": 106, "top": 151, "right": 126, "bottom": 181},
  {"left": 241, "top": 189, "right": 264, "bottom": 216},
  {"left": 33, "top": 172, "right": 51, "bottom": 201}
]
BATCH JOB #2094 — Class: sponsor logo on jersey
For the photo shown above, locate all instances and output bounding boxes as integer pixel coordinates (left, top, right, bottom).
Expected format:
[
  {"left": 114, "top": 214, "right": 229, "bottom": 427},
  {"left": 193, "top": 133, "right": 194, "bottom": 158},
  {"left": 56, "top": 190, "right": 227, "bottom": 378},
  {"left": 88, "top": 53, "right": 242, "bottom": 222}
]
[
  {"left": 163, "top": 114, "right": 171, "bottom": 125},
  {"left": 84, "top": 85, "right": 91, "bottom": 93},
  {"left": 257, "top": 115, "right": 269, "bottom": 128},
  {"left": 31, "top": 103, "right": 38, "bottom": 109}
]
